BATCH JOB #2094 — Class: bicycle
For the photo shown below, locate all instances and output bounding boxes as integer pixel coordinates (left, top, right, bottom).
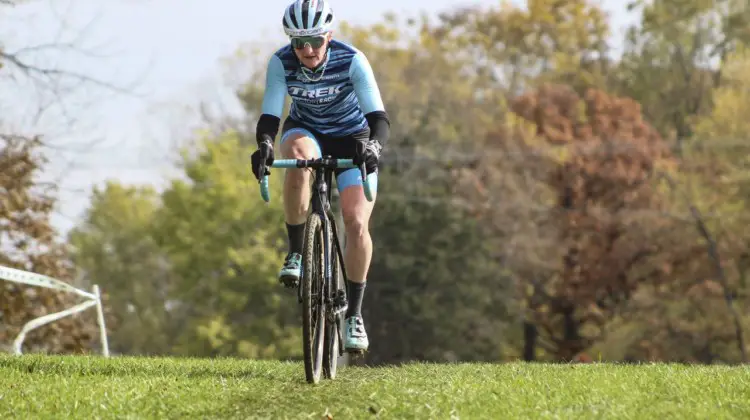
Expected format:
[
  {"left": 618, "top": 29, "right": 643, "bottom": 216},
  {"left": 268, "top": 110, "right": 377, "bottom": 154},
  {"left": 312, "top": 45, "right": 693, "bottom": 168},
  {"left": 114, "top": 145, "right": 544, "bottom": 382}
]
[{"left": 258, "top": 154, "right": 374, "bottom": 384}]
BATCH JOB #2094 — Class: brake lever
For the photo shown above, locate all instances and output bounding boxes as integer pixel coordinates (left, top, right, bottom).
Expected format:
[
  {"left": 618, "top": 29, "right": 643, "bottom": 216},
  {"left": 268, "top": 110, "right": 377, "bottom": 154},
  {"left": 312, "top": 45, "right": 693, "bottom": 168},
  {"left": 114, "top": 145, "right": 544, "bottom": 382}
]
[
  {"left": 355, "top": 140, "right": 374, "bottom": 202},
  {"left": 258, "top": 162, "right": 270, "bottom": 202},
  {"left": 359, "top": 163, "right": 374, "bottom": 202}
]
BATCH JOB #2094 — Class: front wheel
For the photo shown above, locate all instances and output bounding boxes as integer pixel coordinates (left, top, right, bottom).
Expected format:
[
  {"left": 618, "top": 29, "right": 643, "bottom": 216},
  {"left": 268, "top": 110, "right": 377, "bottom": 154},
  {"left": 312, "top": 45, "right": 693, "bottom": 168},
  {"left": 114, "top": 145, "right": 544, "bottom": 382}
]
[{"left": 302, "top": 213, "right": 326, "bottom": 384}]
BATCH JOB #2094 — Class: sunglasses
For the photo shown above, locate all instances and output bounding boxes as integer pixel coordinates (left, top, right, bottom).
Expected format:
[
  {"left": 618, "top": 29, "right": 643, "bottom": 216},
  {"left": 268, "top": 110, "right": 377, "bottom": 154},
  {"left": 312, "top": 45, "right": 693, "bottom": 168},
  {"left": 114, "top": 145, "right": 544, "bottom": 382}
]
[{"left": 290, "top": 35, "right": 326, "bottom": 50}]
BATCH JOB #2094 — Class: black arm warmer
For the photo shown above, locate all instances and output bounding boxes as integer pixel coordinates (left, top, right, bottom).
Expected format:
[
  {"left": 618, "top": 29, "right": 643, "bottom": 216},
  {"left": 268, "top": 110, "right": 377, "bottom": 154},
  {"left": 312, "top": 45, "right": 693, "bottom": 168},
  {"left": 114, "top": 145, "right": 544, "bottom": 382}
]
[
  {"left": 256, "top": 114, "right": 281, "bottom": 146},
  {"left": 365, "top": 110, "right": 390, "bottom": 147}
]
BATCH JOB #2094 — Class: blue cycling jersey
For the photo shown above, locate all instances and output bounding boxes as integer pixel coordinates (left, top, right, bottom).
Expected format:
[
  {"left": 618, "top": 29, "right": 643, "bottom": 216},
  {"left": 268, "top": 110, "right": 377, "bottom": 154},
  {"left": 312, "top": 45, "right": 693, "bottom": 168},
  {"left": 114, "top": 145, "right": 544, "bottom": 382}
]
[{"left": 261, "top": 39, "right": 385, "bottom": 137}]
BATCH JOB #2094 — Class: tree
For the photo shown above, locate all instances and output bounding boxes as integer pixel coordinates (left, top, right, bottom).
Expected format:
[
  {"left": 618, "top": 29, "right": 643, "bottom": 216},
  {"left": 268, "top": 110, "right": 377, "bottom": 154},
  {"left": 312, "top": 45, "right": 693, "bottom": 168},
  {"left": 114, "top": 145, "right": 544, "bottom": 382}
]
[
  {"left": 150, "top": 132, "right": 302, "bottom": 359},
  {"left": 69, "top": 131, "right": 302, "bottom": 358},
  {"left": 464, "top": 83, "right": 695, "bottom": 361},
  {"left": 68, "top": 182, "right": 173, "bottom": 355},
  {"left": 0, "top": 135, "right": 100, "bottom": 353},
  {"left": 433, "top": 0, "right": 612, "bottom": 95},
  {"left": 616, "top": 0, "right": 750, "bottom": 149},
  {"left": 627, "top": 43, "right": 750, "bottom": 364},
  {"left": 1, "top": 0, "right": 138, "bottom": 355},
  {"left": 690, "top": 42, "right": 750, "bottom": 191},
  {"left": 451, "top": 110, "right": 562, "bottom": 362},
  {"left": 361, "top": 169, "right": 515, "bottom": 365}
]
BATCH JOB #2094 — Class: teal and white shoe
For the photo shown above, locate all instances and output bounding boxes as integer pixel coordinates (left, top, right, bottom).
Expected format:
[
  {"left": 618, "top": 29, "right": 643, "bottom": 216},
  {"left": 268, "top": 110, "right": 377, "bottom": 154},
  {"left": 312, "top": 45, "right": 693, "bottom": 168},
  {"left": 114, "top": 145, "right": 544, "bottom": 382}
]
[
  {"left": 278, "top": 252, "right": 302, "bottom": 288},
  {"left": 344, "top": 315, "right": 369, "bottom": 352}
]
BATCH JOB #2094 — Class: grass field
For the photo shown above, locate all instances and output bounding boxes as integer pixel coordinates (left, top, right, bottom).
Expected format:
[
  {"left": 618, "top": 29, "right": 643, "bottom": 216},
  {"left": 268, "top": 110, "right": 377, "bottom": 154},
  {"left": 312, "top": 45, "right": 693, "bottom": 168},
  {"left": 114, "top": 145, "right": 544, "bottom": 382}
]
[{"left": 1, "top": 354, "right": 749, "bottom": 419}]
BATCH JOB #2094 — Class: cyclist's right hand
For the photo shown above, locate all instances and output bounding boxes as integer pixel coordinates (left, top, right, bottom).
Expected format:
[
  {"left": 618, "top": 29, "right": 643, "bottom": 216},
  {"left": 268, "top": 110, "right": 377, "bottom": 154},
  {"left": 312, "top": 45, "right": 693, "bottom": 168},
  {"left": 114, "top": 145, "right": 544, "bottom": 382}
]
[
  {"left": 353, "top": 139, "right": 381, "bottom": 175},
  {"left": 251, "top": 138, "right": 274, "bottom": 181}
]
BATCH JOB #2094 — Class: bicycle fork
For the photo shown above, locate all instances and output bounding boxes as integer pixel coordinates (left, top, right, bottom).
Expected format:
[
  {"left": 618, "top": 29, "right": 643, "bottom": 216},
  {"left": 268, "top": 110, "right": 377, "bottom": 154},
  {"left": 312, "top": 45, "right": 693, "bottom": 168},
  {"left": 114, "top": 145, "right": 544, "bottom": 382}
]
[{"left": 322, "top": 211, "right": 348, "bottom": 321}]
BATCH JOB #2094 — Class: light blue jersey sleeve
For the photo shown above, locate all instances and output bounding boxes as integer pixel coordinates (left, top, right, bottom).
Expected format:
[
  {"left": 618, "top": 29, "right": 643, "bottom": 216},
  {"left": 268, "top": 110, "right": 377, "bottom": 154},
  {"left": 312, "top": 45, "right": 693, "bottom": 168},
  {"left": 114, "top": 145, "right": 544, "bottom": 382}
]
[
  {"left": 261, "top": 54, "right": 287, "bottom": 117},
  {"left": 349, "top": 52, "right": 385, "bottom": 114}
]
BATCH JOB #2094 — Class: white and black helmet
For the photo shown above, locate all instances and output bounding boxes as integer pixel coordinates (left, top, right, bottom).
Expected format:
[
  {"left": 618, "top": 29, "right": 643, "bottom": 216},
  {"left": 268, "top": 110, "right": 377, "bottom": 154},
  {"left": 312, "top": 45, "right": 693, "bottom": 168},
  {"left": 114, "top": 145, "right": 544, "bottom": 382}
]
[{"left": 282, "top": 0, "right": 335, "bottom": 37}]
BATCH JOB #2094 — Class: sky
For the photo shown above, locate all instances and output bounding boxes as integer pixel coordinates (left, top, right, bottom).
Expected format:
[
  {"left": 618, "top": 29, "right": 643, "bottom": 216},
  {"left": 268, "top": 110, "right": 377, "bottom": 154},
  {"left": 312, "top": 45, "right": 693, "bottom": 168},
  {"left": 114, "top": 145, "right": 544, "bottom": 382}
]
[{"left": 1, "top": 0, "right": 637, "bottom": 235}]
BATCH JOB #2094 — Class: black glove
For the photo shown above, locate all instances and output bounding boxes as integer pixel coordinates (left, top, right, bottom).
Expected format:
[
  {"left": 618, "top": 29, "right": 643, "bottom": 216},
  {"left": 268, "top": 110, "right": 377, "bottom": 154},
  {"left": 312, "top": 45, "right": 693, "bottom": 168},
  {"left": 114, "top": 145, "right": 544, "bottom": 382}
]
[
  {"left": 354, "top": 139, "right": 382, "bottom": 175},
  {"left": 251, "top": 138, "right": 274, "bottom": 181}
]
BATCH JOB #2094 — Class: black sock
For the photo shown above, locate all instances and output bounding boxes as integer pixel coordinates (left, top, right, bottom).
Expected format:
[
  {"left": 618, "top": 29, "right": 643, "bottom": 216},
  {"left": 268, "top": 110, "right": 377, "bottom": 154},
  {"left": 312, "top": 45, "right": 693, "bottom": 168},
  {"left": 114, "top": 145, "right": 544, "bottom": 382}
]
[
  {"left": 345, "top": 279, "right": 366, "bottom": 318},
  {"left": 286, "top": 222, "right": 305, "bottom": 254}
]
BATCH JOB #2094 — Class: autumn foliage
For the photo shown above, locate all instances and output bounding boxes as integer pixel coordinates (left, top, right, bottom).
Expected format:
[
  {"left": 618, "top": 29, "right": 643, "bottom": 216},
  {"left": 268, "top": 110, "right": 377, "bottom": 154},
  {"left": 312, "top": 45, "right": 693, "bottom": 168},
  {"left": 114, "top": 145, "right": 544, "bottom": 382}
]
[
  {"left": 4, "top": 0, "right": 747, "bottom": 364},
  {"left": 0, "top": 136, "right": 103, "bottom": 354},
  {"left": 513, "top": 85, "right": 677, "bottom": 359},
  {"left": 456, "top": 84, "right": 708, "bottom": 361}
]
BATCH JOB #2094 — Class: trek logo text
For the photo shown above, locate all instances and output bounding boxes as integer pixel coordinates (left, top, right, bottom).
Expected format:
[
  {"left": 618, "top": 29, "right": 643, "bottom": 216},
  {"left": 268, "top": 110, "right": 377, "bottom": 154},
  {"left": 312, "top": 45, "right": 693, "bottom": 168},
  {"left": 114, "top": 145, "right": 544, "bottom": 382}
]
[{"left": 288, "top": 83, "right": 346, "bottom": 104}]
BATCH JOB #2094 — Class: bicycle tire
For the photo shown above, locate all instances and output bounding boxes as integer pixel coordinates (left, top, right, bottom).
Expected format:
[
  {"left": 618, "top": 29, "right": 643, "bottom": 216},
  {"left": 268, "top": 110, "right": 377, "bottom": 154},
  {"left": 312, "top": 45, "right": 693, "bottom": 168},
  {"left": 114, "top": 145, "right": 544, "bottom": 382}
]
[
  {"left": 302, "top": 213, "right": 326, "bottom": 384},
  {"left": 323, "top": 211, "right": 343, "bottom": 379}
]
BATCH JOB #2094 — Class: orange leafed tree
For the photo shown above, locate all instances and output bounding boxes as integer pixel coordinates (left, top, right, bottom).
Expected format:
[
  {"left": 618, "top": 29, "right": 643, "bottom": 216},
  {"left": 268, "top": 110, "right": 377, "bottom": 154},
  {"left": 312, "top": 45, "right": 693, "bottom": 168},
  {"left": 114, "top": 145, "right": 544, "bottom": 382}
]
[
  {"left": 518, "top": 85, "right": 674, "bottom": 360},
  {"left": 458, "top": 83, "right": 705, "bottom": 361}
]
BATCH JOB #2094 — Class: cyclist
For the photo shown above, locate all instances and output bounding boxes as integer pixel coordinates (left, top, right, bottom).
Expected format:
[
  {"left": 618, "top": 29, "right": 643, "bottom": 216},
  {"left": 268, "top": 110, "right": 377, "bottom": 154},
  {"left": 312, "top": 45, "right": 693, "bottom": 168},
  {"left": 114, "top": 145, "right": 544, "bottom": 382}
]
[{"left": 250, "top": 0, "right": 390, "bottom": 354}]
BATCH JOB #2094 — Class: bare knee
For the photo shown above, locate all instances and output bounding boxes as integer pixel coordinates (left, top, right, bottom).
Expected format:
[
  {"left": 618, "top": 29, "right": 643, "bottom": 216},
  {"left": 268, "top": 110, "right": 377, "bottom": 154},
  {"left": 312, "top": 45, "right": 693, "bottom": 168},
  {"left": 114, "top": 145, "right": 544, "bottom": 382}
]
[
  {"left": 281, "top": 135, "right": 317, "bottom": 189},
  {"left": 281, "top": 134, "right": 317, "bottom": 160},
  {"left": 285, "top": 143, "right": 311, "bottom": 160},
  {"left": 342, "top": 201, "right": 371, "bottom": 241},
  {"left": 343, "top": 213, "right": 369, "bottom": 240}
]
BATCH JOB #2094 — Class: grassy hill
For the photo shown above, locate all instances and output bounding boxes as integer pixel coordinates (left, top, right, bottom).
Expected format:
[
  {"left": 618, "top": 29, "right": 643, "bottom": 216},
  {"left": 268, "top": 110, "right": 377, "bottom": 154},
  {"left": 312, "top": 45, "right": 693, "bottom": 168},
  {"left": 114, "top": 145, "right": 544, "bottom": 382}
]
[{"left": 1, "top": 354, "right": 748, "bottom": 418}]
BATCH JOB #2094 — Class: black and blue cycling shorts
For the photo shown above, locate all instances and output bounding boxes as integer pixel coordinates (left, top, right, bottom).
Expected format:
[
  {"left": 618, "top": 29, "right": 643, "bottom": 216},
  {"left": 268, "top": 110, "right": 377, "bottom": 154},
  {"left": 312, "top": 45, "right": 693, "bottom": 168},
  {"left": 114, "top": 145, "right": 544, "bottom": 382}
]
[{"left": 280, "top": 116, "right": 379, "bottom": 194}]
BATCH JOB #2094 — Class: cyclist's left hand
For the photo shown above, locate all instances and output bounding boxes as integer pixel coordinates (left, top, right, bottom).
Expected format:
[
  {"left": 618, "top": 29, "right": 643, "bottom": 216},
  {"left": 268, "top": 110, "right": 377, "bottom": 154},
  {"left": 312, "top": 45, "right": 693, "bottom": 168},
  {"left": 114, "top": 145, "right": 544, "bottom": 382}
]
[{"left": 354, "top": 139, "right": 382, "bottom": 174}]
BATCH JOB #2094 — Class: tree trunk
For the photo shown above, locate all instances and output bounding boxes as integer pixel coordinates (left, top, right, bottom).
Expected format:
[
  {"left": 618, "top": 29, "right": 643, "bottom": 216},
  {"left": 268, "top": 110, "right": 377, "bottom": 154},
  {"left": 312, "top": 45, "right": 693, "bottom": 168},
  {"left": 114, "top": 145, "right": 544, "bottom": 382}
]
[{"left": 523, "top": 321, "right": 537, "bottom": 361}]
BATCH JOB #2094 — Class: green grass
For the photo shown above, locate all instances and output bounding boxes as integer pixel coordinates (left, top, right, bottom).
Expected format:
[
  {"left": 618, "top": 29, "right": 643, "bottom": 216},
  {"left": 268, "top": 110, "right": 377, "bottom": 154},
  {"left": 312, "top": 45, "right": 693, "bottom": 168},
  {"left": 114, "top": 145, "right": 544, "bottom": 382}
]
[{"left": 1, "top": 354, "right": 749, "bottom": 419}]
